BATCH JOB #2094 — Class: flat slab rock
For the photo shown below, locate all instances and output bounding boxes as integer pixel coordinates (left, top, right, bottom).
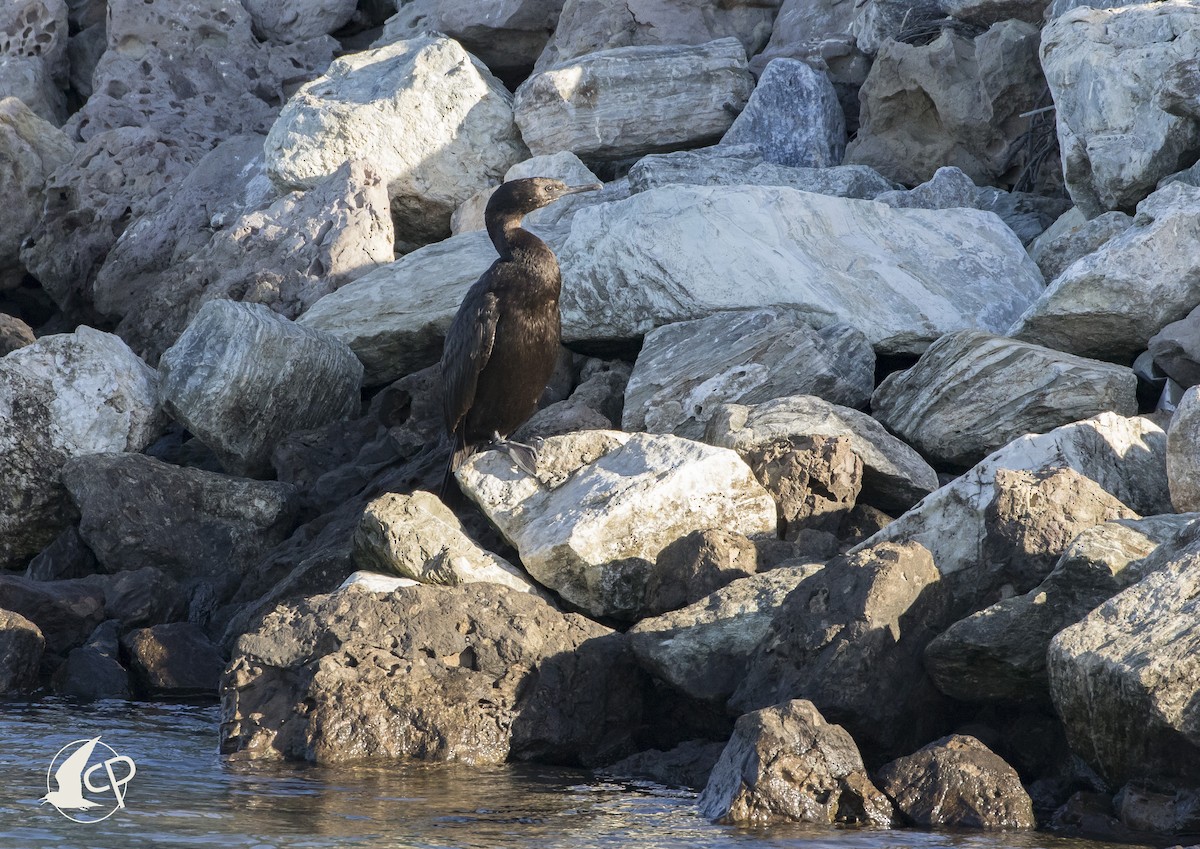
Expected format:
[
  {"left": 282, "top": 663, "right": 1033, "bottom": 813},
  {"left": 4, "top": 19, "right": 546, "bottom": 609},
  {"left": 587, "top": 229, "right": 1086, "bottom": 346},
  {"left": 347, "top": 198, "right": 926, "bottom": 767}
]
[
  {"left": 456, "top": 430, "right": 776, "bottom": 621},
  {"left": 623, "top": 309, "right": 874, "bottom": 439},
  {"left": 221, "top": 582, "right": 643, "bottom": 766},
  {"left": 558, "top": 184, "right": 1045, "bottom": 356}
]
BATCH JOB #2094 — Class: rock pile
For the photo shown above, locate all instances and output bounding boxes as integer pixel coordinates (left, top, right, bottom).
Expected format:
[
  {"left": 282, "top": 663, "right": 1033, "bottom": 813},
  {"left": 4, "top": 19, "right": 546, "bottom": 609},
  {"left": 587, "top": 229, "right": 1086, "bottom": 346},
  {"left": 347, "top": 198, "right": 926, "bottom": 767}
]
[{"left": 4, "top": 0, "right": 1200, "bottom": 841}]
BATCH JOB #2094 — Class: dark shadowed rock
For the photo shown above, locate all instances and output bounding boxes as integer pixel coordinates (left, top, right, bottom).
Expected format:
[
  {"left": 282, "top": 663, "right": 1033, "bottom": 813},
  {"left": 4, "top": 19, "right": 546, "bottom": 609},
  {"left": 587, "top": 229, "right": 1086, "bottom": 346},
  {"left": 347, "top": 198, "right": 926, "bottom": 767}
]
[
  {"left": 601, "top": 740, "right": 727, "bottom": 790},
  {"left": 0, "top": 609, "right": 44, "bottom": 693},
  {"left": 698, "top": 700, "right": 895, "bottom": 826},
  {"left": 643, "top": 529, "right": 759, "bottom": 617},
  {"left": 1115, "top": 783, "right": 1200, "bottom": 835},
  {"left": 746, "top": 435, "right": 862, "bottom": 541},
  {"left": 1149, "top": 303, "right": 1200, "bottom": 389},
  {"left": 123, "top": 622, "right": 225, "bottom": 697},
  {"left": 221, "top": 583, "right": 645, "bottom": 765},
  {"left": 875, "top": 735, "right": 1035, "bottom": 829},
  {"left": 0, "top": 575, "right": 105, "bottom": 655},
  {"left": 25, "top": 526, "right": 97, "bottom": 581},
  {"left": 52, "top": 619, "right": 131, "bottom": 700}
]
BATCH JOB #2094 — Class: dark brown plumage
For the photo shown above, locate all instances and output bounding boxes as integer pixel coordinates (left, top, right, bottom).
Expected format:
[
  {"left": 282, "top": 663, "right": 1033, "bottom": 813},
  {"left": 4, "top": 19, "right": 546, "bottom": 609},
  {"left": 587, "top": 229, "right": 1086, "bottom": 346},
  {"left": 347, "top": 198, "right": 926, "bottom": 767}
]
[{"left": 441, "top": 177, "right": 601, "bottom": 485}]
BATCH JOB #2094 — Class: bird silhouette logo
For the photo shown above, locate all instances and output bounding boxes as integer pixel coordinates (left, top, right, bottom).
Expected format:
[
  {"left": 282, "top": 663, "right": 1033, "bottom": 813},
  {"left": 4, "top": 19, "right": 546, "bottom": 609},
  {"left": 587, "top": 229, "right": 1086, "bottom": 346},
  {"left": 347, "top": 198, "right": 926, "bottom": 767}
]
[{"left": 41, "top": 737, "right": 137, "bottom": 823}]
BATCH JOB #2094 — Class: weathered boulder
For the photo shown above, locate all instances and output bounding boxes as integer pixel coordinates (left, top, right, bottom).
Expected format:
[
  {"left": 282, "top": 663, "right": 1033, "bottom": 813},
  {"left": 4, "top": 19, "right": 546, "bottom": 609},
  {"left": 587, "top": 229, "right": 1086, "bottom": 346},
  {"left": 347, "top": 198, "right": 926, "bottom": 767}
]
[
  {"left": 0, "top": 575, "right": 104, "bottom": 655},
  {"left": 623, "top": 310, "right": 874, "bottom": 439},
  {"left": 456, "top": 431, "right": 776, "bottom": 620},
  {"left": 221, "top": 583, "right": 644, "bottom": 765},
  {"left": 849, "top": 0, "right": 943, "bottom": 55},
  {"left": 602, "top": 740, "right": 727, "bottom": 790},
  {"left": 0, "top": 314, "right": 36, "bottom": 356},
  {"left": 0, "top": 53, "right": 64, "bottom": 125},
  {"left": 746, "top": 436, "right": 863, "bottom": 541},
  {"left": 1041, "top": 1, "right": 1200, "bottom": 216},
  {"left": 65, "top": 21, "right": 104, "bottom": 99},
  {"left": 731, "top": 541, "right": 964, "bottom": 761},
  {"left": 1010, "top": 182, "right": 1200, "bottom": 361},
  {"left": 705, "top": 395, "right": 939, "bottom": 514},
  {"left": 0, "top": 0, "right": 68, "bottom": 85},
  {"left": 114, "top": 159, "right": 394, "bottom": 361},
  {"left": 630, "top": 564, "right": 822, "bottom": 702},
  {"left": 926, "top": 514, "right": 1194, "bottom": 703},
  {"left": 266, "top": 36, "right": 527, "bottom": 244},
  {"left": 241, "top": 0, "right": 356, "bottom": 41},
  {"left": 872, "top": 330, "right": 1138, "bottom": 469},
  {"left": 336, "top": 571, "right": 419, "bottom": 593},
  {"left": 1028, "top": 209, "right": 1132, "bottom": 284},
  {"left": 514, "top": 39, "right": 753, "bottom": 160},
  {"left": 514, "top": 357, "right": 630, "bottom": 442},
  {"left": 875, "top": 735, "right": 1036, "bottom": 829},
  {"left": 61, "top": 452, "right": 298, "bottom": 592},
  {"left": 0, "top": 328, "right": 162, "bottom": 569},
  {"left": 1168, "top": 386, "right": 1200, "bottom": 512},
  {"left": 158, "top": 300, "right": 363, "bottom": 477},
  {"left": 534, "top": 0, "right": 778, "bottom": 73},
  {"left": 435, "top": 0, "right": 564, "bottom": 81},
  {"left": 51, "top": 619, "right": 131, "bottom": 700},
  {"left": 628, "top": 145, "right": 897, "bottom": 198},
  {"left": 1149, "top": 304, "right": 1200, "bottom": 389},
  {"left": 123, "top": 623, "right": 225, "bottom": 697},
  {"left": 559, "top": 184, "right": 1045, "bottom": 355},
  {"left": 941, "top": 0, "right": 1048, "bottom": 25},
  {"left": 1115, "top": 783, "right": 1200, "bottom": 836},
  {"left": 351, "top": 491, "right": 539, "bottom": 595},
  {"left": 845, "top": 20, "right": 1046, "bottom": 189},
  {"left": 0, "top": 97, "right": 73, "bottom": 290},
  {"left": 642, "top": 529, "right": 760, "bottom": 618},
  {"left": 720, "top": 58, "right": 844, "bottom": 168},
  {"left": 698, "top": 700, "right": 895, "bottom": 826},
  {"left": 0, "top": 609, "right": 43, "bottom": 693},
  {"left": 1048, "top": 545, "right": 1200, "bottom": 786}
]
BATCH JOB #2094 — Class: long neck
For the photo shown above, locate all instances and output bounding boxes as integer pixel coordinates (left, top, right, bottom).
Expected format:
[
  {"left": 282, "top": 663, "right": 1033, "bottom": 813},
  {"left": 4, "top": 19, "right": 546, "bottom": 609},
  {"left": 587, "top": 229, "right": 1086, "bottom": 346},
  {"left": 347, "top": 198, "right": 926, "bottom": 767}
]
[{"left": 487, "top": 211, "right": 546, "bottom": 260}]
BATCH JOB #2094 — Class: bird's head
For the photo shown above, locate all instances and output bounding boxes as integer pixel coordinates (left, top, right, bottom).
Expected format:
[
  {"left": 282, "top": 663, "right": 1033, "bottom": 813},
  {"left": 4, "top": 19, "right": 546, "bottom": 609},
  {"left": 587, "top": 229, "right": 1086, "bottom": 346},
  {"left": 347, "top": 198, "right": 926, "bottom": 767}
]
[{"left": 487, "top": 177, "right": 603, "bottom": 219}]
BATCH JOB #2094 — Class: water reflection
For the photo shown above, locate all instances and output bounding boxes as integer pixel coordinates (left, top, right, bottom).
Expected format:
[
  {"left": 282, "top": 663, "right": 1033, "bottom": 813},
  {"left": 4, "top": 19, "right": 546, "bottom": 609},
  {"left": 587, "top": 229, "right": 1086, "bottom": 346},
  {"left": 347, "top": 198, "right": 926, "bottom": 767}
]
[{"left": 0, "top": 699, "right": 1149, "bottom": 849}]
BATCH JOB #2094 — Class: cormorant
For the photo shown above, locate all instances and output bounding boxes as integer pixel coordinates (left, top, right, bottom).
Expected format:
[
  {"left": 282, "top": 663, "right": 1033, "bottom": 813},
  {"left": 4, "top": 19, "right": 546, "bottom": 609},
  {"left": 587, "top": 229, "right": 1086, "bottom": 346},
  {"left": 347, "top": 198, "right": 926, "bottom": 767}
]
[{"left": 441, "top": 177, "right": 601, "bottom": 488}]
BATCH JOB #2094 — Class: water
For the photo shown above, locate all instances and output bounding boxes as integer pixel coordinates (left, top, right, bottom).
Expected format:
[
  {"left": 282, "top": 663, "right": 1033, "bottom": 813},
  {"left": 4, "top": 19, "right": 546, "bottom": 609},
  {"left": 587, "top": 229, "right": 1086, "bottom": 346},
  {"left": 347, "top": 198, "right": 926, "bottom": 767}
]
[{"left": 0, "top": 699, "right": 1145, "bottom": 849}]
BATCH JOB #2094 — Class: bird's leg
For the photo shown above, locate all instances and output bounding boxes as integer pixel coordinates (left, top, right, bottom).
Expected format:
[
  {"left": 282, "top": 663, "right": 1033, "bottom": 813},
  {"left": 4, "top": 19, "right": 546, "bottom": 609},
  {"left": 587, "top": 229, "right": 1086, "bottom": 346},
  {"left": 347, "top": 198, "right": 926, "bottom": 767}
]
[{"left": 490, "top": 431, "right": 539, "bottom": 476}]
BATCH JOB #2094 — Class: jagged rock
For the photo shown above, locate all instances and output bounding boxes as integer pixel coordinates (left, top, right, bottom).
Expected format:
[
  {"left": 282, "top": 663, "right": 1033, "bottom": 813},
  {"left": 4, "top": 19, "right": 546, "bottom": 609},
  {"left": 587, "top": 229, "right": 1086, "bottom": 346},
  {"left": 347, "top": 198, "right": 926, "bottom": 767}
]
[
  {"left": 602, "top": 740, "right": 727, "bottom": 790},
  {"left": 336, "top": 571, "right": 419, "bottom": 593},
  {"left": 456, "top": 431, "right": 776, "bottom": 620},
  {"left": 352, "top": 491, "right": 539, "bottom": 595},
  {"left": 513, "top": 357, "right": 630, "bottom": 443},
  {"left": 514, "top": 39, "right": 753, "bottom": 161},
  {"left": 1048, "top": 545, "right": 1200, "bottom": 786},
  {"left": 876, "top": 735, "right": 1036, "bottom": 828},
  {"left": 642, "top": 529, "right": 760, "bottom": 618},
  {"left": 0, "top": 0, "right": 68, "bottom": 85},
  {"left": 0, "top": 609, "right": 43, "bottom": 693},
  {"left": 221, "top": 583, "right": 644, "bottom": 764},
  {"left": 845, "top": 20, "right": 1046, "bottom": 189},
  {"left": 65, "top": 21, "right": 103, "bottom": 98},
  {"left": 623, "top": 310, "right": 874, "bottom": 439},
  {"left": 705, "top": 395, "right": 938, "bottom": 514},
  {"left": 0, "top": 575, "right": 104, "bottom": 654},
  {"left": 1010, "top": 182, "right": 1200, "bottom": 361},
  {"left": 52, "top": 619, "right": 131, "bottom": 700},
  {"left": 25, "top": 527, "right": 96, "bottom": 581},
  {"left": 0, "top": 54, "right": 64, "bottom": 124},
  {"left": 1167, "top": 386, "right": 1200, "bottom": 511},
  {"left": 746, "top": 436, "right": 863, "bottom": 541},
  {"left": 100, "top": 566, "right": 190, "bottom": 630},
  {"left": 698, "top": 700, "right": 895, "bottom": 826},
  {"left": 985, "top": 467, "right": 1140, "bottom": 591},
  {"left": 1149, "top": 305, "right": 1200, "bottom": 389},
  {"left": 1041, "top": 1, "right": 1200, "bottom": 216},
  {"left": 435, "top": 0, "right": 564, "bottom": 81},
  {"left": 159, "top": 300, "right": 363, "bottom": 477},
  {"left": 113, "top": 159, "right": 394, "bottom": 361},
  {"left": 850, "top": 0, "right": 944, "bottom": 55},
  {"left": 874, "top": 166, "right": 1072, "bottom": 245},
  {"left": 242, "top": 0, "right": 356, "bottom": 41},
  {"left": 451, "top": 151, "right": 600, "bottom": 235},
  {"left": 1028, "top": 209, "right": 1132, "bottom": 283},
  {"left": 730, "top": 541, "right": 965, "bottom": 761},
  {"left": 628, "top": 145, "right": 897, "bottom": 198},
  {"left": 62, "top": 451, "right": 298, "bottom": 594},
  {"left": 630, "top": 564, "right": 822, "bottom": 703},
  {"left": 720, "top": 58, "right": 844, "bottom": 168},
  {"left": 123, "top": 622, "right": 225, "bottom": 697},
  {"left": 857, "top": 413, "right": 1170, "bottom": 592},
  {"left": 942, "top": 0, "right": 1048, "bottom": 25},
  {"left": 0, "top": 97, "right": 73, "bottom": 290},
  {"left": 19, "top": 127, "right": 199, "bottom": 315},
  {"left": 925, "top": 515, "right": 1194, "bottom": 703},
  {"left": 872, "top": 331, "right": 1138, "bottom": 469},
  {"left": 266, "top": 36, "right": 527, "bottom": 244},
  {"left": 0, "top": 328, "right": 162, "bottom": 570},
  {"left": 535, "top": 0, "right": 778, "bottom": 74},
  {"left": 0, "top": 313, "right": 35, "bottom": 355},
  {"left": 1115, "top": 784, "right": 1200, "bottom": 835},
  {"left": 560, "top": 184, "right": 1044, "bottom": 355}
]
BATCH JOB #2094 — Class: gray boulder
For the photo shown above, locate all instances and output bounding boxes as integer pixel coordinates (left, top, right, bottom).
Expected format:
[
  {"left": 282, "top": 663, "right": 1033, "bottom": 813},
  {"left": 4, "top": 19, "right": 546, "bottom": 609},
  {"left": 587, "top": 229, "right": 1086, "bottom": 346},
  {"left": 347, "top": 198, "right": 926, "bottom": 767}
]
[
  {"left": 159, "top": 300, "right": 363, "bottom": 477},
  {"left": 0, "top": 0, "right": 68, "bottom": 86},
  {"left": 623, "top": 309, "right": 874, "bottom": 439},
  {"left": 0, "top": 53, "right": 65, "bottom": 125},
  {"left": 872, "top": 330, "right": 1138, "bottom": 469},
  {"left": 1149, "top": 304, "right": 1200, "bottom": 389},
  {"left": 698, "top": 700, "right": 895, "bottom": 825},
  {"left": 241, "top": 0, "right": 356, "bottom": 41},
  {"left": 720, "top": 58, "right": 844, "bottom": 168},
  {"left": 52, "top": 619, "right": 132, "bottom": 700},
  {"left": 876, "top": 735, "right": 1036, "bottom": 828},
  {"left": 221, "top": 583, "right": 644, "bottom": 765},
  {"left": 0, "top": 609, "right": 44, "bottom": 693},
  {"left": 705, "top": 394, "right": 938, "bottom": 514},
  {"left": 432, "top": 0, "right": 564, "bottom": 81},
  {"left": 1027, "top": 208, "right": 1132, "bottom": 283}
]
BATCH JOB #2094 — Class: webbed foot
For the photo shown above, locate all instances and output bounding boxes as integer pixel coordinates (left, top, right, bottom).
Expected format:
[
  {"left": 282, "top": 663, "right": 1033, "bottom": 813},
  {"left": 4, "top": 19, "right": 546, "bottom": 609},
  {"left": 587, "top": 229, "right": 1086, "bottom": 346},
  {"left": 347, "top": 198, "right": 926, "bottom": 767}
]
[{"left": 490, "top": 431, "right": 539, "bottom": 475}]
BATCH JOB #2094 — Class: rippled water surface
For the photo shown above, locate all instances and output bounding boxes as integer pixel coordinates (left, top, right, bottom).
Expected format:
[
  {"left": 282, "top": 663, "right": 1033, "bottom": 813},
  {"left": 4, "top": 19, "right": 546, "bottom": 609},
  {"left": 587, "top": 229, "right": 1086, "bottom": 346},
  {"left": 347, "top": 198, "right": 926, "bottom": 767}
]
[{"left": 0, "top": 699, "right": 1145, "bottom": 849}]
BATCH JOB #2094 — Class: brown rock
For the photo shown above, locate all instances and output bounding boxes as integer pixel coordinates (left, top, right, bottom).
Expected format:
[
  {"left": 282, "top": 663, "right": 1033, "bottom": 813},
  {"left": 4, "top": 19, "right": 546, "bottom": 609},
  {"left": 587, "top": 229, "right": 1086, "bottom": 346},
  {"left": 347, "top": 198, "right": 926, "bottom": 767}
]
[
  {"left": 746, "top": 435, "right": 862, "bottom": 541},
  {"left": 643, "top": 529, "right": 759, "bottom": 616},
  {"left": 0, "top": 313, "right": 35, "bottom": 355},
  {"left": 122, "top": 622, "right": 225, "bottom": 697},
  {"left": 0, "top": 608, "right": 44, "bottom": 693}
]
